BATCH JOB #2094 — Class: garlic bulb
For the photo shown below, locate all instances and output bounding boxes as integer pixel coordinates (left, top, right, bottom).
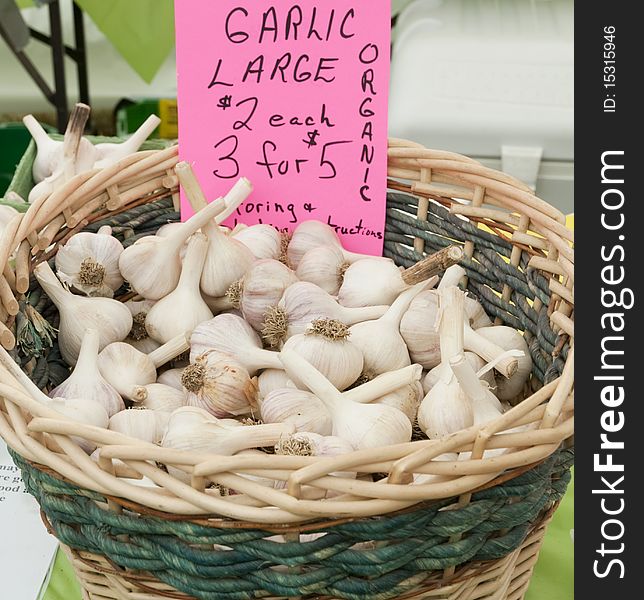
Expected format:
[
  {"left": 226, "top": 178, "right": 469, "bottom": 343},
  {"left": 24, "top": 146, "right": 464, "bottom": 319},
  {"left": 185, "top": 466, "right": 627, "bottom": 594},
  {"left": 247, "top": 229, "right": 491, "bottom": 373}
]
[
  {"left": 368, "top": 381, "right": 423, "bottom": 424},
  {"left": 119, "top": 177, "right": 252, "bottom": 299},
  {"left": 240, "top": 259, "right": 298, "bottom": 332},
  {"left": 349, "top": 280, "right": 435, "bottom": 377},
  {"left": 286, "top": 220, "right": 368, "bottom": 269},
  {"left": 155, "top": 222, "right": 184, "bottom": 238},
  {"left": 55, "top": 226, "right": 124, "bottom": 297},
  {"left": 108, "top": 408, "right": 167, "bottom": 444},
  {"left": 199, "top": 218, "right": 254, "bottom": 298},
  {"left": 46, "top": 397, "right": 109, "bottom": 453},
  {"left": 260, "top": 388, "right": 332, "bottom": 435},
  {"left": 0, "top": 343, "right": 108, "bottom": 453},
  {"left": 233, "top": 224, "right": 282, "bottom": 260},
  {"left": 296, "top": 244, "right": 347, "bottom": 295},
  {"left": 50, "top": 329, "right": 124, "bottom": 417},
  {"left": 338, "top": 257, "right": 407, "bottom": 307},
  {"left": 417, "top": 287, "right": 474, "bottom": 438},
  {"left": 262, "top": 282, "right": 388, "bottom": 348},
  {"left": 161, "top": 406, "right": 295, "bottom": 455},
  {"left": 401, "top": 288, "right": 499, "bottom": 369},
  {"left": 27, "top": 105, "right": 95, "bottom": 203},
  {"left": 257, "top": 369, "right": 295, "bottom": 401},
  {"left": 23, "top": 114, "right": 64, "bottom": 183},
  {"left": 400, "top": 290, "right": 441, "bottom": 369},
  {"left": 145, "top": 233, "right": 213, "bottom": 343},
  {"left": 275, "top": 432, "right": 354, "bottom": 458},
  {"left": 98, "top": 333, "right": 190, "bottom": 400},
  {"left": 23, "top": 111, "right": 95, "bottom": 185},
  {"left": 182, "top": 351, "right": 257, "bottom": 417},
  {"left": 93, "top": 115, "right": 160, "bottom": 169},
  {"left": 157, "top": 368, "right": 185, "bottom": 391},
  {"left": 124, "top": 300, "right": 160, "bottom": 353},
  {"left": 342, "top": 364, "right": 423, "bottom": 404},
  {"left": 131, "top": 383, "right": 187, "bottom": 413},
  {"left": 190, "top": 314, "right": 283, "bottom": 376},
  {"left": 475, "top": 327, "right": 532, "bottom": 402},
  {"left": 449, "top": 353, "right": 503, "bottom": 426},
  {"left": 423, "top": 352, "right": 495, "bottom": 395},
  {"left": 282, "top": 319, "right": 363, "bottom": 390},
  {"left": 280, "top": 350, "right": 412, "bottom": 450},
  {"left": 34, "top": 261, "right": 132, "bottom": 365},
  {"left": 463, "top": 324, "right": 519, "bottom": 379}
]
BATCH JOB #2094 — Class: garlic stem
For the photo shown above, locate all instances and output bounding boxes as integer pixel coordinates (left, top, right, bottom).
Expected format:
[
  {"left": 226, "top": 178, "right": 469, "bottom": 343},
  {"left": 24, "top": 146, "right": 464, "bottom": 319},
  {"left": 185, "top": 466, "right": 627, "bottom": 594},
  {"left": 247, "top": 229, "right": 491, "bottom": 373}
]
[
  {"left": 279, "top": 349, "right": 343, "bottom": 413},
  {"left": 380, "top": 279, "right": 437, "bottom": 326},
  {"left": 74, "top": 327, "right": 100, "bottom": 374},
  {"left": 464, "top": 326, "right": 518, "bottom": 379},
  {"left": 344, "top": 364, "right": 423, "bottom": 404},
  {"left": 438, "top": 286, "right": 465, "bottom": 360},
  {"left": 437, "top": 265, "right": 466, "bottom": 290},
  {"left": 448, "top": 353, "right": 489, "bottom": 405},
  {"left": 147, "top": 333, "right": 190, "bottom": 368}
]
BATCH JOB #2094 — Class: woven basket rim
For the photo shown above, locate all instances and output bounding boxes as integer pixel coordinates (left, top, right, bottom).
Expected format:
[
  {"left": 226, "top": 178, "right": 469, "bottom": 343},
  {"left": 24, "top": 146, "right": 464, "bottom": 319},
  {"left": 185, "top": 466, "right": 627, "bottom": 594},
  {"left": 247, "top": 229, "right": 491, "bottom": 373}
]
[{"left": 0, "top": 138, "right": 574, "bottom": 523}]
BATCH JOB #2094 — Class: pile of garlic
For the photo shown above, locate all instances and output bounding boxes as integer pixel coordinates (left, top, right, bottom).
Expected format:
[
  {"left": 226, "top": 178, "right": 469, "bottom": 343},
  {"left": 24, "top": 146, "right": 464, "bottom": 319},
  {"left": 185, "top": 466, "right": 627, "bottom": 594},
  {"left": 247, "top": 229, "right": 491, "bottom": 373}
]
[
  {"left": 13, "top": 168, "right": 535, "bottom": 490},
  {"left": 23, "top": 108, "right": 162, "bottom": 204}
]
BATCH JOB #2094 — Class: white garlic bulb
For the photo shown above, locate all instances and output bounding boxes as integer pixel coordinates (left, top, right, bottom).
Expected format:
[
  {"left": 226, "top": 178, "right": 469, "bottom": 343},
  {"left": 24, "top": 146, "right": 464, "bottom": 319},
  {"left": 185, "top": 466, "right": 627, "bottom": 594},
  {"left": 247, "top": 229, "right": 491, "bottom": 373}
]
[
  {"left": 282, "top": 319, "right": 363, "bottom": 390},
  {"left": 190, "top": 314, "right": 283, "bottom": 376},
  {"left": 50, "top": 328, "right": 124, "bottom": 417},
  {"left": 338, "top": 257, "right": 408, "bottom": 307},
  {"left": 0, "top": 342, "right": 108, "bottom": 453},
  {"left": 423, "top": 352, "right": 495, "bottom": 395},
  {"left": 275, "top": 431, "right": 355, "bottom": 458},
  {"left": 260, "top": 388, "right": 332, "bottom": 436},
  {"left": 438, "top": 265, "right": 492, "bottom": 329},
  {"left": 280, "top": 350, "right": 412, "bottom": 450},
  {"left": 23, "top": 114, "right": 64, "bottom": 183},
  {"left": 46, "top": 397, "right": 109, "bottom": 453},
  {"left": 108, "top": 408, "right": 166, "bottom": 444},
  {"left": 182, "top": 351, "right": 258, "bottom": 417},
  {"left": 157, "top": 368, "right": 185, "bottom": 391},
  {"left": 119, "top": 177, "right": 252, "bottom": 299},
  {"left": 401, "top": 289, "right": 500, "bottom": 370},
  {"left": 124, "top": 300, "right": 160, "bottom": 353},
  {"left": 161, "top": 406, "right": 295, "bottom": 455},
  {"left": 296, "top": 244, "right": 347, "bottom": 295},
  {"left": 286, "top": 220, "right": 368, "bottom": 269},
  {"left": 349, "top": 280, "right": 434, "bottom": 377},
  {"left": 55, "top": 226, "right": 124, "bottom": 297},
  {"left": 262, "top": 282, "right": 388, "bottom": 348},
  {"left": 233, "top": 224, "right": 283, "bottom": 260},
  {"left": 34, "top": 261, "right": 132, "bottom": 365},
  {"left": 240, "top": 259, "right": 298, "bottom": 332},
  {"left": 199, "top": 219, "right": 255, "bottom": 298},
  {"left": 257, "top": 369, "right": 295, "bottom": 401},
  {"left": 418, "top": 287, "right": 474, "bottom": 438},
  {"left": 475, "top": 327, "right": 532, "bottom": 402},
  {"left": 97, "top": 333, "right": 190, "bottom": 400},
  {"left": 131, "top": 383, "right": 187, "bottom": 413},
  {"left": 145, "top": 233, "right": 213, "bottom": 343},
  {"left": 93, "top": 115, "right": 160, "bottom": 169},
  {"left": 368, "top": 381, "right": 423, "bottom": 424},
  {"left": 449, "top": 353, "right": 503, "bottom": 426}
]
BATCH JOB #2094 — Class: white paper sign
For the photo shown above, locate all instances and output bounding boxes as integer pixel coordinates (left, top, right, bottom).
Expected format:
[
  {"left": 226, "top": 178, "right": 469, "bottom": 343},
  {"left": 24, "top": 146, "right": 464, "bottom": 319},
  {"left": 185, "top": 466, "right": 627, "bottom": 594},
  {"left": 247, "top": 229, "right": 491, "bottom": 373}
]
[{"left": 0, "top": 440, "right": 58, "bottom": 599}]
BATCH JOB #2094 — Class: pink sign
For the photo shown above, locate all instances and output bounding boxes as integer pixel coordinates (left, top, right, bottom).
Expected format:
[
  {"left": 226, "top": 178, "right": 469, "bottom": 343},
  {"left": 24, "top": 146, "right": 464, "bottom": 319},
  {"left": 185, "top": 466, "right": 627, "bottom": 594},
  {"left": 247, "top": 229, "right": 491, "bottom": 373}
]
[{"left": 175, "top": 1, "right": 391, "bottom": 255}]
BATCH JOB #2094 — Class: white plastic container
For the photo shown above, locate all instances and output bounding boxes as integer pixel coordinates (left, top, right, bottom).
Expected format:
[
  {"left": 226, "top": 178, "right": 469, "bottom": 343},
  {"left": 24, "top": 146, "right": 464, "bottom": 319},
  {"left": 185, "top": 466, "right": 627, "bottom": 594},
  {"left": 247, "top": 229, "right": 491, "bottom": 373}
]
[{"left": 389, "top": 0, "right": 574, "bottom": 212}]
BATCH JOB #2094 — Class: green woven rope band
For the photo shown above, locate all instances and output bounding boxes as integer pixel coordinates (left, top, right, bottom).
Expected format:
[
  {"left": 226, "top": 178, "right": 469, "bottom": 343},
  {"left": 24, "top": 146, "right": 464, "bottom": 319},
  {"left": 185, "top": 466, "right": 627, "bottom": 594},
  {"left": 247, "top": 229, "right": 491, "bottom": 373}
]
[{"left": 12, "top": 449, "right": 572, "bottom": 600}]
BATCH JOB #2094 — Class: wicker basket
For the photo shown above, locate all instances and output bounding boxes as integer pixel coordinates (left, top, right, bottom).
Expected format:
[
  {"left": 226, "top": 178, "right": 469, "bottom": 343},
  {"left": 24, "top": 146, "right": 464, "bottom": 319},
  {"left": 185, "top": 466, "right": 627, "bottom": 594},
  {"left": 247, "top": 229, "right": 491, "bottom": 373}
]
[{"left": 0, "top": 138, "right": 574, "bottom": 600}]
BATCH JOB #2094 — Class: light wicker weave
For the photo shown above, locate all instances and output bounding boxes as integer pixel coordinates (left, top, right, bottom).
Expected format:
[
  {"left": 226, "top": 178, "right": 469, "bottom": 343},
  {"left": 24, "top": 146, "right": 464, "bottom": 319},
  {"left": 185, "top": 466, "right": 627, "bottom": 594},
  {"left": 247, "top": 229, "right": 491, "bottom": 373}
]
[{"left": 0, "top": 138, "right": 573, "bottom": 600}]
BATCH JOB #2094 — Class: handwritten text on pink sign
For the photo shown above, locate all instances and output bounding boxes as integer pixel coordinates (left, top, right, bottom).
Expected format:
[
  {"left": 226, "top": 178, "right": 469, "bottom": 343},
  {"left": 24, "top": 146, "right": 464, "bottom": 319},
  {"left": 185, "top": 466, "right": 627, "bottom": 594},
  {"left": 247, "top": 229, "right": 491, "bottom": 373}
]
[{"left": 175, "top": 1, "right": 391, "bottom": 254}]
